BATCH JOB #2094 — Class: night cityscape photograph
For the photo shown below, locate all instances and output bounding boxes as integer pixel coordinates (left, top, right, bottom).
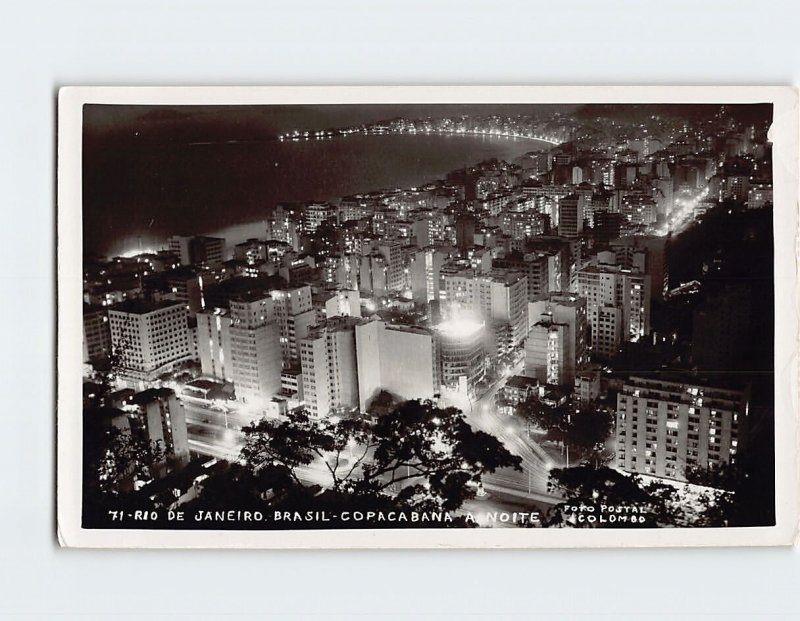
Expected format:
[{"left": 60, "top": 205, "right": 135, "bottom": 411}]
[{"left": 78, "top": 100, "right": 777, "bottom": 531}]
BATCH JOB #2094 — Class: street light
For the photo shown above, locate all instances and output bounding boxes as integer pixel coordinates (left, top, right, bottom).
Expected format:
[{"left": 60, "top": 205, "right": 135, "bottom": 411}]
[{"left": 527, "top": 463, "right": 532, "bottom": 496}]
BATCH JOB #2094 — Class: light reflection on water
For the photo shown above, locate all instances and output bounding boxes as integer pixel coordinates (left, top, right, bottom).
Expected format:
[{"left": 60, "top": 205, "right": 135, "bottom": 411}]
[{"left": 98, "top": 133, "right": 550, "bottom": 258}]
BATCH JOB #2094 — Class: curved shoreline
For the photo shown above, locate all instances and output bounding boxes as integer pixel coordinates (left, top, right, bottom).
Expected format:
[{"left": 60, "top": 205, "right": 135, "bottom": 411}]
[
  {"left": 107, "top": 133, "right": 556, "bottom": 257},
  {"left": 205, "top": 134, "right": 555, "bottom": 248},
  {"left": 278, "top": 127, "right": 560, "bottom": 146}
]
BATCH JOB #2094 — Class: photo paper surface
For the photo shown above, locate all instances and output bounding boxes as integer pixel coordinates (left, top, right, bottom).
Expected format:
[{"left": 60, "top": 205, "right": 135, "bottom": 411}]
[{"left": 57, "top": 86, "right": 799, "bottom": 548}]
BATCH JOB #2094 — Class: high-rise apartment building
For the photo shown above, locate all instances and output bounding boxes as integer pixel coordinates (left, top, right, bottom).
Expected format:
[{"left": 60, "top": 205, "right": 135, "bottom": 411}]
[
  {"left": 129, "top": 387, "right": 190, "bottom": 468},
  {"left": 608, "top": 236, "right": 668, "bottom": 301},
  {"left": 167, "top": 235, "right": 226, "bottom": 267},
  {"left": 196, "top": 307, "right": 233, "bottom": 381},
  {"left": 167, "top": 235, "right": 192, "bottom": 266},
  {"left": 409, "top": 246, "right": 445, "bottom": 305},
  {"left": 557, "top": 194, "right": 584, "bottom": 238},
  {"left": 154, "top": 266, "right": 204, "bottom": 315},
  {"left": 377, "top": 240, "right": 404, "bottom": 292},
  {"left": 435, "top": 319, "right": 485, "bottom": 395},
  {"left": 271, "top": 285, "right": 316, "bottom": 365},
  {"left": 441, "top": 268, "right": 528, "bottom": 357},
  {"left": 267, "top": 203, "right": 302, "bottom": 251},
  {"left": 355, "top": 319, "right": 438, "bottom": 411},
  {"left": 83, "top": 305, "right": 111, "bottom": 364},
  {"left": 494, "top": 250, "right": 563, "bottom": 301},
  {"left": 190, "top": 236, "right": 226, "bottom": 267},
  {"left": 593, "top": 211, "right": 623, "bottom": 248},
  {"left": 576, "top": 265, "right": 650, "bottom": 357},
  {"left": 358, "top": 253, "right": 388, "bottom": 297},
  {"left": 304, "top": 202, "right": 337, "bottom": 233},
  {"left": 299, "top": 317, "right": 360, "bottom": 418},
  {"left": 234, "top": 239, "right": 269, "bottom": 265},
  {"left": 320, "top": 289, "right": 361, "bottom": 320},
  {"left": 455, "top": 214, "right": 476, "bottom": 253},
  {"left": 525, "top": 293, "right": 588, "bottom": 386},
  {"left": 620, "top": 194, "right": 657, "bottom": 227},
  {"left": 616, "top": 376, "right": 748, "bottom": 482},
  {"left": 228, "top": 294, "right": 282, "bottom": 408},
  {"left": 108, "top": 300, "right": 192, "bottom": 385}
]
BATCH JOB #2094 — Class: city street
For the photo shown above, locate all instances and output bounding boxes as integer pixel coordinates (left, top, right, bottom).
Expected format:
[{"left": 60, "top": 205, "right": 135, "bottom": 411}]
[
  {"left": 443, "top": 362, "right": 562, "bottom": 502},
  {"left": 182, "top": 391, "right": 562, "bottom": 517},
  {"left": 184, "top": 399, "right": 244, "bottom": 461}
]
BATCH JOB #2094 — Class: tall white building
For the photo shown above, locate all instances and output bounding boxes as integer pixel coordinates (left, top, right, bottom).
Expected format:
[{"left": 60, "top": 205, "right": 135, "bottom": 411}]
[
  {"left": 525, "top": 293, "right": 588, "bottom": 386},
  {"left": 377, "top": 240, "right": 404, "bottom": 292},
  {"left": 303, "top": 202, "right": 336, "bottom": 233},
  {"left": 409, "top": 246, "right": 445, "bottom": 305},
  {"left": 196, "top": 307, "right": 233, "bottom": 381},
  {"left": 108, "top": 300, "right": 192, "bottom": 386},
  {"left": 609, "top": 236, "right": 668, "bottom": 301},
  {"left": 83, "top": 305, "right": 111, "bottom": 364},
  {"left": 576, "top": 265, "right": 650, "bottom": 357},
  {"left": 355, "top": 319, "right": 438, "bottom": 411},
  {"left": 616, "top": 376, "right": 748, "bottom": 482},
  {"left": 299, "top": 317, "right": 360, "bottom": 418},
  {"left": 435, "top": 319, "right": 486, "bottom": 395},
  {"left": 525, "top": 322, "right": 568, "bottom": 386},
  {"left": 320, "top": 289, "right": 362, "bottom": 320},
  {"left": 129, "top": 387, "right": 190, "bottom": 468},
  {"left": 494, "top": 250, "right": 564, "bottom": 301},
  {"left": 167, "top": 235, "right": 192, "bottom": 265},
  {"left": 271, "top": 285, "right": 317, "bottom": 365},
  {"left": 359, "top": 253, "right": 388, "bottom": 297},
  {"left": 228, "top": 294, "right": 282, "bottom": 408},
  {"left": 441, "top": 268, "right": 528, "bottom": 359}
]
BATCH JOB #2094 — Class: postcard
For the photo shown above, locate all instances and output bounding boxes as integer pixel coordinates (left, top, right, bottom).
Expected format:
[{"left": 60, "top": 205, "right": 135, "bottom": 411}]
[{"left": 57, "top": 86, "right": 799, "bottom": 547}]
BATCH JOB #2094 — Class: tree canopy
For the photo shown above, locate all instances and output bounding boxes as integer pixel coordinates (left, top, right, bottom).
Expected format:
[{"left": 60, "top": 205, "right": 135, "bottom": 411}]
[
  {"left": 545, "top": 463, "right": 728, "bottom": 528},
  {"left": 238, "top": 399, "right": 523, "bottom": 522},
  {"left": 516, "top": 396, "right": 613, "bottom": 460}
]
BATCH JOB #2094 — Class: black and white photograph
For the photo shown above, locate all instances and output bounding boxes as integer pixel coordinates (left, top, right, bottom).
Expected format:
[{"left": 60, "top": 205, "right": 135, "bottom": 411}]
[
  {"left": 57, "top": 86, "right": 799, "bottom": 548},
  {"left": 6, "top": 1, "right": 800, "bottom": 618}
]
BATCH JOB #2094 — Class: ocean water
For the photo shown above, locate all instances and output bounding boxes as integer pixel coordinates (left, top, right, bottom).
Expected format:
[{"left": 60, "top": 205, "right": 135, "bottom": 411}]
[{"left": 83, "top": 133, "right": 549, "bottom": 257}]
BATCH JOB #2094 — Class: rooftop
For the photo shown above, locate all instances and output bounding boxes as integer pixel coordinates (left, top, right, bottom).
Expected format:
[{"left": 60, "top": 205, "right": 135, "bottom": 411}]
[
  {"left": 436, "top": 318, "right": 484, "bottom": 338},
  {"left": 505, "top": 375, "right": 539, "bottom": 390},
  {"left": 109, "top": 299, "right": 186, "bottom": 315},
  {"left": 131, "top": 387, "right": 176, "bottom": 405}
]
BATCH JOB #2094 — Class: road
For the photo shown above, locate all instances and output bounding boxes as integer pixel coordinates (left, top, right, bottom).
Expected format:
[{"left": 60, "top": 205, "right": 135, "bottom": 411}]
[
  {"left": 441, "top": 362, "right": 561, "bottom": 502},
  {"left": 656, "top": 186, "right": 710, "bottom": 236},
  {"left": 184, "top": 399, "right": 244, "bottom": 461},
  {"left": 182, "top": 380, "right": 563, "bottom": 515}
]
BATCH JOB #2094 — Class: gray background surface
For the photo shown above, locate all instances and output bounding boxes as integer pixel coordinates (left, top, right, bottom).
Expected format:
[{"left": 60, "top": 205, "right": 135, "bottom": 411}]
[{"left": 2, "top": 1, "right": 799, "bottom": 618}]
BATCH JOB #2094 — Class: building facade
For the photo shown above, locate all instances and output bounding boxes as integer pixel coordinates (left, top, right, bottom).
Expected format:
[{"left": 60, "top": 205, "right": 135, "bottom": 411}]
[
  {"left": 525, "top": 293, "right": 588, "bottom": 386},
  {"left": 129, "top": 387, "right": 190, "bottom": 468},
  {"left": 299, "top": 317, "right": 360, "bottom": 418},
  {"left": 441, "top": 267, "right": 528, "bottom": 359},
  {"left": 355, "top": 319, "right": 438, "bottom": 411},
  {"left": 435, "top": 320, "right": 486, "bottom": 395},
  {"left": 196, "top": 307, "right": 233, "bottom": 381},
  {"left": 108, "top": 300, "right": 192, "bottom": 385},
  {"left": 576, "top": 265, "right": 650, "bottom": 357},
  {"left": 271, "top": 285, "right": 317, "bottom": 365},
  {"left": 83, "top": 305, "right": 111, "bottom": 364},
  {"left": 228, "top": 295, "right": 282, "bottom": 408},
  {"left": 615, "top": 376, "right": 748, "bottom": 482}
]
